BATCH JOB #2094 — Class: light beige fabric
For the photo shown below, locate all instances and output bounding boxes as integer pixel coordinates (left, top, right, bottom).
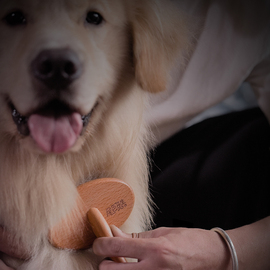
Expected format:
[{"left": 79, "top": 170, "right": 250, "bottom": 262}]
[{"left": 146, "top": 0, "right": 270, "bottom": 143}]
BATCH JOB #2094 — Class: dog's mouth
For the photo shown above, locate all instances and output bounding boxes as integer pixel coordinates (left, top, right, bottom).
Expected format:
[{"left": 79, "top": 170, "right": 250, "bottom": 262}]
[{"left": 10, "top": 100, "right": 96, "bottom": 153}]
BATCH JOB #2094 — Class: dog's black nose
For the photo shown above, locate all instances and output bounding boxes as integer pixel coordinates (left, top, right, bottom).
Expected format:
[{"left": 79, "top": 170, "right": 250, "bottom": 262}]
[{"left": 31, "top": 49, "right": 82, "bottom": 90}]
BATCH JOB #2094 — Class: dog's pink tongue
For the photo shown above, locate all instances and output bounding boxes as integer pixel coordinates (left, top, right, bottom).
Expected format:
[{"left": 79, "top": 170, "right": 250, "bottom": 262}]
[{"left": 28, "top": 113, "right": 82, "bottom": 153}]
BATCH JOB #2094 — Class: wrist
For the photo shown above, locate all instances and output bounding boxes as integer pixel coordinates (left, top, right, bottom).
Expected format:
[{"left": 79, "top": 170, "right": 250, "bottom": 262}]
[{"left": 211, "top": 227, "right": 238, "bottom": 270}]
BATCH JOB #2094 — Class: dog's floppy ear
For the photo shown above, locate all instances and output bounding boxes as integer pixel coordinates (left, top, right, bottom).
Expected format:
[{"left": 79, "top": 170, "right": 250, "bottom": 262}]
[{"left": 130, "top": 1, "right": 189, "bottom": 93}]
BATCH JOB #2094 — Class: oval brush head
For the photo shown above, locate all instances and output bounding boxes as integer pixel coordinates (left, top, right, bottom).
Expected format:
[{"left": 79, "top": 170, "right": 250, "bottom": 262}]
[{"left": 49, "top": 178, "right": 134, "bottom": 252}]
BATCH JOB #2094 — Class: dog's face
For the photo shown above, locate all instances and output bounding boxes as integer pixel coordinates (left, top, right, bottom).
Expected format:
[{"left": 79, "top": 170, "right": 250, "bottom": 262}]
[
  {"left": 0, "top": 0, "right": 134, "bottom": 153},
  {"left": 0, "top": 0, "right": 186, "bottom": 154}
]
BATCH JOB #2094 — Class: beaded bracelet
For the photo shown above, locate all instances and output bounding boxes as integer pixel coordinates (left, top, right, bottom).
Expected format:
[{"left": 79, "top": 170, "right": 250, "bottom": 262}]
[{"left": 211, "top": 227, "right": 239, "bottom": 270}]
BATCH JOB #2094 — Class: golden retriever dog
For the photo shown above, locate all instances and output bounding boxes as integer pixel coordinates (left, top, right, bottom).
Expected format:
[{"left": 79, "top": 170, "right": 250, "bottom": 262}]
[{"left": 0, "top": 0, "right": 188, "bottom": 269}]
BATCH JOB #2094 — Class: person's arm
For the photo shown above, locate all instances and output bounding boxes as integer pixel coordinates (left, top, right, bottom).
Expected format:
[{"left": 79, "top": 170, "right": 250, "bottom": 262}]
[
  {"left": 93, "top": 216, "right": 270, "bottom": 270},
  {"left": 227, "top": 216, "right": 270, "bottom": 270}
]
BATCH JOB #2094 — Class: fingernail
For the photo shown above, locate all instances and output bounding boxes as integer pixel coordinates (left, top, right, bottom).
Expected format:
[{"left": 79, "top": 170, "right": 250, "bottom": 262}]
[{"left": 110, "top": 225, "right": 124, "bottom": 237}]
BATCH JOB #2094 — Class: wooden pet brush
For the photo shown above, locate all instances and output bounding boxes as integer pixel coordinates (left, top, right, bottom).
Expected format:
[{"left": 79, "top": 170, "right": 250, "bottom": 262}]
[{"left": 49, "top": 178, "right": 135, "bottom": 263}]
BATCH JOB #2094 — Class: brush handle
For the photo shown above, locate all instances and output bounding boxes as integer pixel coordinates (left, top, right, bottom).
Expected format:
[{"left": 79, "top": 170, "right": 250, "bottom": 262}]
[{"left": 87, "top": 208, "right": 127, "bottom": 263}]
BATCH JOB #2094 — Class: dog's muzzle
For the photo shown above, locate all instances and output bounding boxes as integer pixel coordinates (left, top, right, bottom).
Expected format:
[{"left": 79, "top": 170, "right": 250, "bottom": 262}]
[
  {"left": 11, "top": 48, "right": 90, "bottom": 137},
  {"left": 9, "top": 48, "right": 97, "bottom": 153}
]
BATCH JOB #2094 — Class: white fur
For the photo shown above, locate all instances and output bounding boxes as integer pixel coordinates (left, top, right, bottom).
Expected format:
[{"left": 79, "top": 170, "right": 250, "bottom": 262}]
[{"left": 0, "top": 0, "right": 189, "bottom": 269}]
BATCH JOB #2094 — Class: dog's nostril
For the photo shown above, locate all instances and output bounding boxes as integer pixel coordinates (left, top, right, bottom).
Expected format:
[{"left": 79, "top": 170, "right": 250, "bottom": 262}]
[
  {"left": 63, "top": 61, "right": 77, "bottom": 78},
  {"left": 39, "top": 59, "right": 54, "bottom": 77},
  {"left": 31, "top": 49, "right": 82, "bottom": 90}
]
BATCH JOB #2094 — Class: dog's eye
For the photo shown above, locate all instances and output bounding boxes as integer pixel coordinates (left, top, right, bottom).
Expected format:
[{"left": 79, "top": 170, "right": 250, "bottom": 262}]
[
  {"left": 86, "top": 11, "right": 103, "bottom": 25},
  {"left": 4, "top": 10, "right": 26, "bottom": 26}
]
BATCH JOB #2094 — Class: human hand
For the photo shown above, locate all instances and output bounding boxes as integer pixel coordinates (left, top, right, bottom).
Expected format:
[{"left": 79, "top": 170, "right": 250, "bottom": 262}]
[{"left": 93, "top": 226, "right": 231, "bottom": 270}]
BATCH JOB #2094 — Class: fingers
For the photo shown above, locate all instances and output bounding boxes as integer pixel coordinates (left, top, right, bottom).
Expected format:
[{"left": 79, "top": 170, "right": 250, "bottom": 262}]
[
  {"left": 98, "top": 259, "right": 153, "bottom": 270},
  {"left": 93, "top": 231, "right": 169, "bottom": 261},
  {"left": 99, "top": 260, "right": 136, "bottom": 270},
  {"left": 93, "top": 236, "right": 147, "bottom": 260},
  {"left": 110, "top": 226, "right": 132, "bottom": 238},
  {"left": 110, "top": 225, "right": 167, "bottom": 239},
  {"left": 94, "top": 226, "right": 173, "bottom": 267}
]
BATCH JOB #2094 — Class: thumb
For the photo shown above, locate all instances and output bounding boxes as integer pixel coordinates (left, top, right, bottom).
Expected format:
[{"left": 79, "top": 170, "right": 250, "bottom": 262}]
[
  {"left": 110, "top": 225, "right": 131, "bottom": 238},
  {"left": 110, "top": 225, "right": 156, "bottom": 239}
]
